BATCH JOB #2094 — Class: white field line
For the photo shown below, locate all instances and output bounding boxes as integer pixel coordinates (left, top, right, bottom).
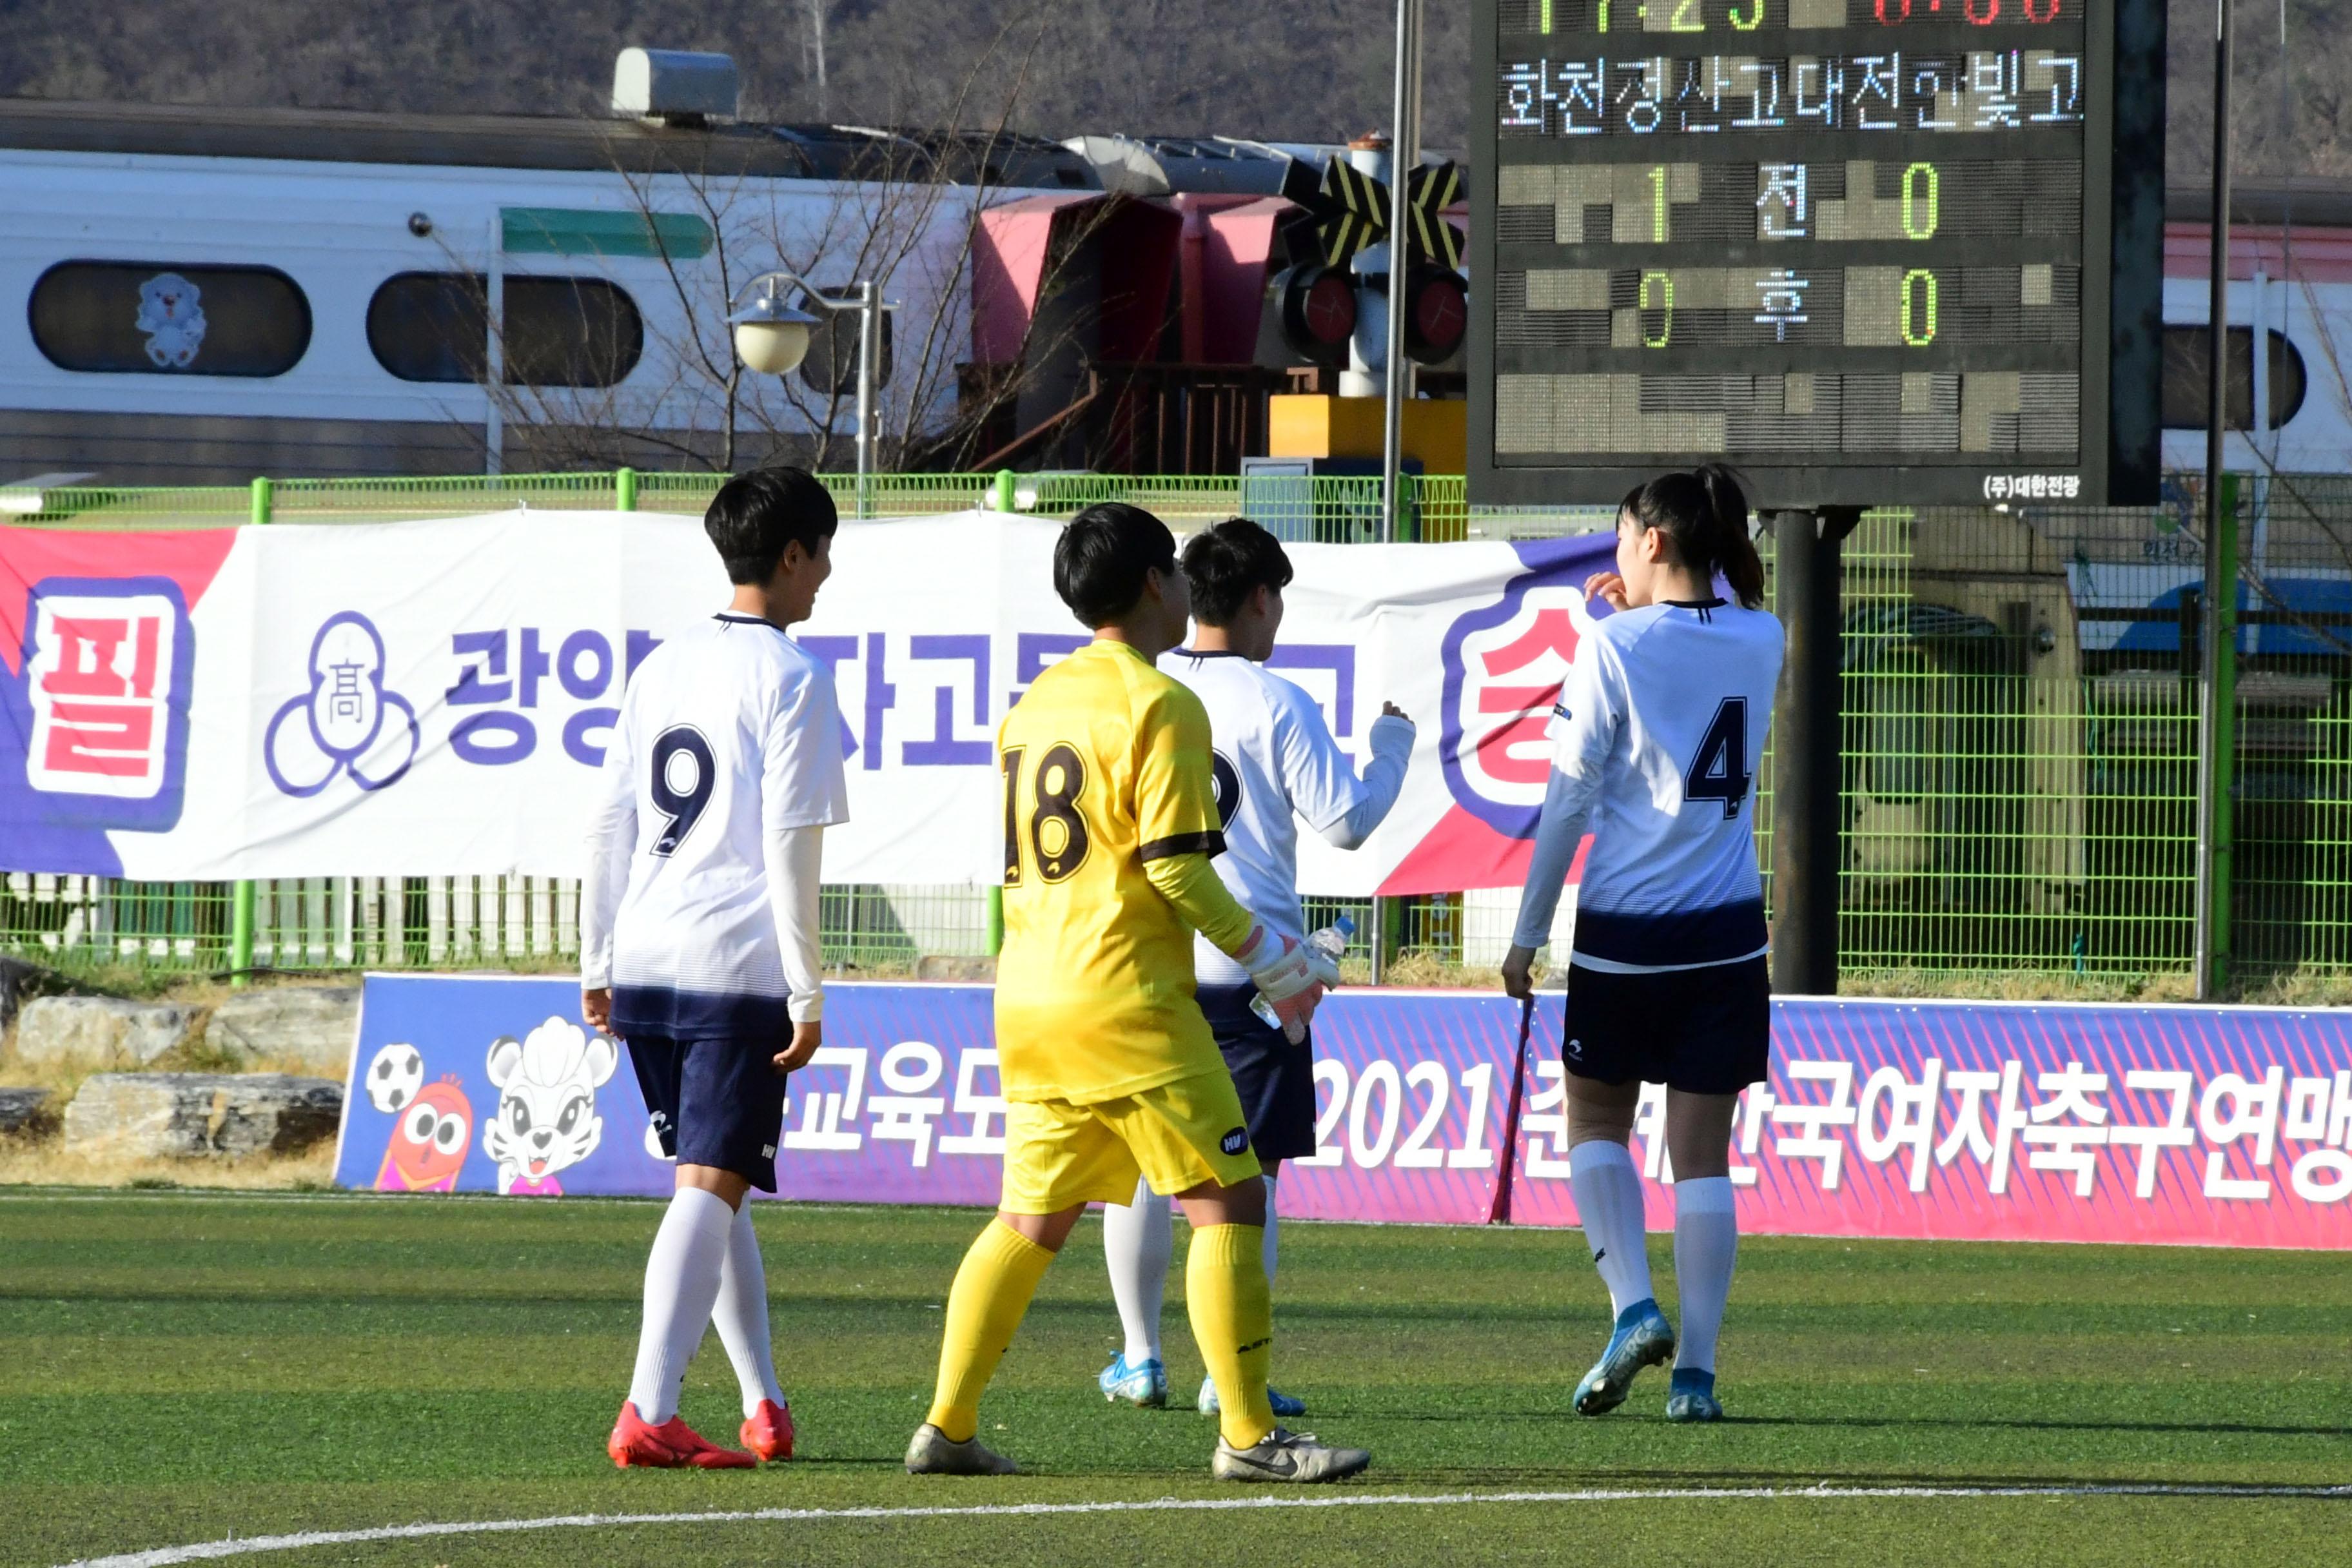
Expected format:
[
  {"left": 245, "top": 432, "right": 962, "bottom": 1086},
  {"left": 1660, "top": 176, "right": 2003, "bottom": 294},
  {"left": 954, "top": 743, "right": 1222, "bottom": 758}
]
[{"left": 59, "top": 1482, "right": 2352, "bottom": 1568}]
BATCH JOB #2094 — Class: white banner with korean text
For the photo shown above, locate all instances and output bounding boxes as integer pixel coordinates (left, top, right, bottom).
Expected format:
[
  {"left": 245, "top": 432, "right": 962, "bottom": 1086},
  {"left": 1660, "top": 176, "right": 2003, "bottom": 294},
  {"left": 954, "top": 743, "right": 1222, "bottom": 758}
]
[{"left": 0, "top": 513, "right": 1617, "bottom": 888}]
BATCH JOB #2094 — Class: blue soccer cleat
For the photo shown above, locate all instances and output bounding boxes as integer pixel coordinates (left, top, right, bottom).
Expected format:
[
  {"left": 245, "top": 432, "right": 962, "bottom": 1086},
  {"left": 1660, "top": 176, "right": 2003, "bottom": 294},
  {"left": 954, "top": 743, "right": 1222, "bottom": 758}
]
[
  {"left": 1198, "top": 1375, "right": 1306, "bottom": 1419},
  {"left": 1665, "top": 1368, "right": 1723, "bottom": 1422},
  {"left": 1099, "top": 1352, "right": 1168, "bottom": 1407},
  {"left": 1572, "top": 1298, "right": 1676, "bottom": 1416}
]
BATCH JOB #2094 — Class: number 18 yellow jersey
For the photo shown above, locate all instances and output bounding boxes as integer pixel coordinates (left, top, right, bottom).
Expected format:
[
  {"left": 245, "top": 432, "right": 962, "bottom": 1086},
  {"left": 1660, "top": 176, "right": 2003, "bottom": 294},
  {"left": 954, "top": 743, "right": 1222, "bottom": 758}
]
[{"left": 994, "top": 638, "right": 1230, "bottom": 1104}]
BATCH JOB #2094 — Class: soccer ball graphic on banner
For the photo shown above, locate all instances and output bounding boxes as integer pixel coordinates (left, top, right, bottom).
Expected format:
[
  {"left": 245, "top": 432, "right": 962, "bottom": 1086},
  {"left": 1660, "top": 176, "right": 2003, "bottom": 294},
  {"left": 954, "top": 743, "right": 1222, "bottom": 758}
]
[{"left": 364, "top": 1043, "right": 426, "bottom": 1114}]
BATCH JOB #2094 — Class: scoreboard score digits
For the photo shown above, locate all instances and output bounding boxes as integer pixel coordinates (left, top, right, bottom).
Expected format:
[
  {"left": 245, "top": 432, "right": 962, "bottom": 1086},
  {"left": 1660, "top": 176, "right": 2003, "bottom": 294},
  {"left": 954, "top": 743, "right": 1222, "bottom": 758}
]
[{"left": 1468, "top": 0, "right": 2165, "bottom": 508}]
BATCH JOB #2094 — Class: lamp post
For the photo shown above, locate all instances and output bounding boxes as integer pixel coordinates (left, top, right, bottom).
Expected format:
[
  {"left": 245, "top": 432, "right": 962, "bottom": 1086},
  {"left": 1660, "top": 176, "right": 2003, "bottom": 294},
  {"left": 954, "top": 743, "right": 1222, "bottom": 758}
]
[
  {"left": 1380, "top": 0, "right": 1424, "bottom": 546},
  {"left": 728, "top": 270, "right": 888, "bottom": 517}
]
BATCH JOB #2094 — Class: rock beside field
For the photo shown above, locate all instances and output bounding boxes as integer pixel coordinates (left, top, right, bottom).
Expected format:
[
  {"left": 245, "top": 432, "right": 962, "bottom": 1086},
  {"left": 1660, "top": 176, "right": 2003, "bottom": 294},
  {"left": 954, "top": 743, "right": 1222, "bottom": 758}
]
[
  {"left": 0, "top": 956, "right": 36, "bottom": 1032},
  {"left": 203, "top": 986, "right": 361, "bottom": 1073},
  {"left": 63, "top": 1073, "right": 343, "bottom": 1159},
  {"left": 13, "top": 996, "right": 202, "bottom": 1068},
  {"left": 0, "top": 1087, "right": 52, "bottom": 1135}
]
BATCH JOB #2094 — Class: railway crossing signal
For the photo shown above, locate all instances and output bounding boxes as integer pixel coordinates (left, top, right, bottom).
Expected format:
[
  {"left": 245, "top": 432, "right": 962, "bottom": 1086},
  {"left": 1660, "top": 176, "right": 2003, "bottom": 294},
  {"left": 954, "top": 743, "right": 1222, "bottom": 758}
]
[
  {"left": 1272, "top": 152, "right": 1467, "bottom": 368},
  {"left": 1404, "top": 162, "right": 1464, "bottom": 271},
  {"left": 1312, "top": 157, "right": 1389, "bottom": 268},
  {"left": 1291, "top": 155, "right": 1465, "bottom": 272}
]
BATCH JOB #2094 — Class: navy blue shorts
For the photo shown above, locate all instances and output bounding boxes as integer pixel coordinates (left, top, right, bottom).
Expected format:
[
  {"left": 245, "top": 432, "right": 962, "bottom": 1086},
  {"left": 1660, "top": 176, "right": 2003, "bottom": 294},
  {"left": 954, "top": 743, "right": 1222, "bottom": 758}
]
[
  {"left": 1560, "top": 956, "right": 1771, "bottom": 1095},
  {"left": 627, "top": 1035, "right": 790, "bottom": 1192},
  {"left": 1197, "top": 983, "right": 1318, "bottom": 1165}
]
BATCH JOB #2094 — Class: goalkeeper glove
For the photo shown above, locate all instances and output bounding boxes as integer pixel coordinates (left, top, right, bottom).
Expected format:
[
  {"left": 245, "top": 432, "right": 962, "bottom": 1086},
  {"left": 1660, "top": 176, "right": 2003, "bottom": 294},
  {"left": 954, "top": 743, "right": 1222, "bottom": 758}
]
[{"left": 1232, "top": 923, "right": 1325, "bottom": 1042}]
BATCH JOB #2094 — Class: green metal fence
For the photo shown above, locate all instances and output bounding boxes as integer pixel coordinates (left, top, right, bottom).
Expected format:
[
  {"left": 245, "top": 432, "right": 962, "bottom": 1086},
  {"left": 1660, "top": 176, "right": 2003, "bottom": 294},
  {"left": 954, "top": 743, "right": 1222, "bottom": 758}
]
[
  {"left": 6, "top": 468, "right": 1476, "bottom": 540},
  {"left": 4, "top": 467, "right": 2342, "bottom": 988}
]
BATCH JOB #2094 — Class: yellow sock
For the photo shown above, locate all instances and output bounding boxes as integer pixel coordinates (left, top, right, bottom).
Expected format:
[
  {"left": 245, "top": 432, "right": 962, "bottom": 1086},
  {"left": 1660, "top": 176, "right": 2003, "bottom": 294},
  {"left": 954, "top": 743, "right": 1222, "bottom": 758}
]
[
  {"left": 1186, "top": 1222, "right": 1277, "bottom": 1449},
  {"left": 925, "top": 1219, "right": 1055, "bottom": 1442}
]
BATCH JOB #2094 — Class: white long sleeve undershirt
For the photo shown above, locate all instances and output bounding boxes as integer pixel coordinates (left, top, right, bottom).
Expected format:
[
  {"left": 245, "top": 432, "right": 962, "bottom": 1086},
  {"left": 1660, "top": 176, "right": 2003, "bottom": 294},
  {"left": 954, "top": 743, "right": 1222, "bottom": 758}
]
[
  {"left": 1511, "top": 760, "right": 1603, "bottom": 953},
  {"left": 1316, "top": 712, "right": 1417, "bottom": 849},
  {"left": 579, "top": 734, "right": 637, "bottom": 992},
  {"left": 763, "top": 825, "right": 826, "bottom": 1024}
]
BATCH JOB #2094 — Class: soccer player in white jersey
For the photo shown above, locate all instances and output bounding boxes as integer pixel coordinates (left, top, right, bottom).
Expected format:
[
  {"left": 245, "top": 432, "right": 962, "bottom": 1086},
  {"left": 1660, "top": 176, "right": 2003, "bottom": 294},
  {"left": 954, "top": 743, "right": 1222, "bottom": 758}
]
[
  {"left": 1502, "top": 465, "right": 1783, "bottom": 1425},
  {"left": 1095, "top": 518, "right": 1415, "bottom": 1416},
  {"left": 581, "top": 467, "right": 850, "bottom": 1469}
]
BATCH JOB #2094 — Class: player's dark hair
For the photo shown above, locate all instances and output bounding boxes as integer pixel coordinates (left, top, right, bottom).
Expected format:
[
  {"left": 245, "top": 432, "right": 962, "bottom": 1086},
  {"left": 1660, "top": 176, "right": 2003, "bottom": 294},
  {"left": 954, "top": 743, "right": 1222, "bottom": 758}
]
[
  {"left": 1182, "top": 517, "right": 1295, "bottom": 627},
  {"left": 1054, "top": 502, "right": 1177, "bottom": 626},
  {"left": 1618, "top": 463, "right": 1765, "bottom": 609},
  {"left": 704, "top": 466, "right": 838, "bottom": 585}
]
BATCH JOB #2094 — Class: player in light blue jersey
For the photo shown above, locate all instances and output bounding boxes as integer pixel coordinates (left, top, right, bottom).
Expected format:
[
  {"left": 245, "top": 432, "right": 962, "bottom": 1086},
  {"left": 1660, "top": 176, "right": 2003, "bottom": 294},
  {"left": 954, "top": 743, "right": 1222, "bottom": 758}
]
[
  {"left": 1095, "top": 518, "right": 1415, "bottom": 1415},
  {"left": 1502, "top": 465, "right": 1783, "bottom": 1425}
]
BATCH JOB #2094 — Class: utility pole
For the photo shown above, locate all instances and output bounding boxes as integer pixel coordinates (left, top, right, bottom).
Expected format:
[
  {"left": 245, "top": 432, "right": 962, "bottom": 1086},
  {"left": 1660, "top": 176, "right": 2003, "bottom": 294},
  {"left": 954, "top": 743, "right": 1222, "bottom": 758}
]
[
  {"left": 2195, "top": 0, "right": 2235, "bottom": 1000},
  {"left": 1380, "top": 0, "right": 1423, "bottom": 545}
]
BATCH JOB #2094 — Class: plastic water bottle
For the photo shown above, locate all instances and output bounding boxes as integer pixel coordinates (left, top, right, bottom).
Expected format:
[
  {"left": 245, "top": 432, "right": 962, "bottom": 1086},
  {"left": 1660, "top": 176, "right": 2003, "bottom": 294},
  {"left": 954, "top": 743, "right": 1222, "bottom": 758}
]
[{"left": 1250, "top": 915, "right": 1356, "bottom": 1039}]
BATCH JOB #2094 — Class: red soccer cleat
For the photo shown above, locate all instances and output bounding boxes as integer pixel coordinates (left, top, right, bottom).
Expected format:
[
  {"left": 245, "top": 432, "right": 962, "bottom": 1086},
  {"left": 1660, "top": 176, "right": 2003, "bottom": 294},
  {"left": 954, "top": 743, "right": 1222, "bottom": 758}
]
[
  {"left": 607, "top": 1401, "right": 757, "bottom": 1469},
  {"left": 740, "top": 1398, "right": 795, "bottom": 1462}
]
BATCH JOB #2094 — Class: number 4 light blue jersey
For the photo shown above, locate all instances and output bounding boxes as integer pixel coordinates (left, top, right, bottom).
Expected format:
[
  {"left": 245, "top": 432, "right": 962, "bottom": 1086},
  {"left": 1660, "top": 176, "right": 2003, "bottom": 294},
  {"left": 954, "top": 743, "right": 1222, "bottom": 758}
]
[
  {"left": 1511, "top": 597, "right": 1784, "bottom": 972},
  {"left": 582, "top": 612, "right": 850, "bottom": 1035},
  {"left": 1162, "top": 649, "right": 1414, "bottom": 986}
]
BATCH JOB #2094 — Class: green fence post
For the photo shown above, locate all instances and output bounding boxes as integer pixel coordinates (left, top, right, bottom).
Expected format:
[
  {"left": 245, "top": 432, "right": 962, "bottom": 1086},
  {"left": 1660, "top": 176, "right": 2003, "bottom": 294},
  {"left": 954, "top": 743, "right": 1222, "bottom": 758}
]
[
  {"left": 986, "top": 885, "right": 1004, "bottom": 957},
  {"left": 231, "top": 477, "right": 271, "bottom": 986},
  {"left": 230, "top": 880, "right": 256, "bottom": 988},
  {"left": 993, "top": 469, "right": 1016, "bottom": 513},
  {"left": 616, "top": 467, "right": 638, "bottom": 512}
]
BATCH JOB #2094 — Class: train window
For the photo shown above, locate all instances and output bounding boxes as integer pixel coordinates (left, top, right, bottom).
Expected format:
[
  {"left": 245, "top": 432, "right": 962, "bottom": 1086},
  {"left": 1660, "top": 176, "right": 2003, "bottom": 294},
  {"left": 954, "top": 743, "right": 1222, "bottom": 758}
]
[
  {"left": 28, "top": 261, "right": 311, "bottom": 377},
  {"left": 2161, "top": 326, "right": 2307, "bottom": 431},
  {"left": 367, "top": 273, "right": 643, "bottom": 387}
]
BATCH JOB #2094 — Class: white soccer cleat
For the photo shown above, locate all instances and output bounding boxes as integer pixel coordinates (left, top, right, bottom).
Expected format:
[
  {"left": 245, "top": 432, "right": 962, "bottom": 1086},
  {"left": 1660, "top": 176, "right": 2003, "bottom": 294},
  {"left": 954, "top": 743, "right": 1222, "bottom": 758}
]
[
  {"left": 904, "top": 1422, "right": 1018, "bottom": 1475},
  {"left": 1210, "top": 1425, "right": 1370, "bottom": 1484}
]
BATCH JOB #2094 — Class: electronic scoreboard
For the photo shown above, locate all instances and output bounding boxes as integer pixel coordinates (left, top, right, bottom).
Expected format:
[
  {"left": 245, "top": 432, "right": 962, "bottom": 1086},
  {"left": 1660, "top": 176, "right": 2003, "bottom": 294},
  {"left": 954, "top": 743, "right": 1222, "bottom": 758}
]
[{"left": 1468, "top": 0, "right": 2166, "bottom": 509}]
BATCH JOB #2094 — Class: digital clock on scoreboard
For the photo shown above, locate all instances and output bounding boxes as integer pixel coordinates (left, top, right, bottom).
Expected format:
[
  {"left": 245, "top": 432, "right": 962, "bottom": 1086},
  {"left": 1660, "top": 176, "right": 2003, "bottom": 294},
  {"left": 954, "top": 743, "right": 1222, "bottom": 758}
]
[{"left": 1468, "top": 0, "right": 2166, "bottom": 509}]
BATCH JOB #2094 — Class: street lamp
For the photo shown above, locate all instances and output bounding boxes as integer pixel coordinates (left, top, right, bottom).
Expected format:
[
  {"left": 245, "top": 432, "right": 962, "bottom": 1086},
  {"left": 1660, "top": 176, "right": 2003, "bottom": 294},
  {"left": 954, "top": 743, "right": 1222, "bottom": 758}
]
[{"left": 728, "top": 270, "right": 887, "bottom": 518}]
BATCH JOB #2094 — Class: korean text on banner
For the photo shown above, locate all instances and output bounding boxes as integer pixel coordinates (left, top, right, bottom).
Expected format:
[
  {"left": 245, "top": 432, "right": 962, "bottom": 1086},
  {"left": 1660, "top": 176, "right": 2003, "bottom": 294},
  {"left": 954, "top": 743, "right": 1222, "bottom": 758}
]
[
  {"left": 344, "top": 977, "right": 2352, "bottom": 1249},
  {"left": 1508, "top": 997, "right": 2352, "bottom": 1250},
  {"left": 2, "top": 514, "right": 1617, "bottom": 895}
]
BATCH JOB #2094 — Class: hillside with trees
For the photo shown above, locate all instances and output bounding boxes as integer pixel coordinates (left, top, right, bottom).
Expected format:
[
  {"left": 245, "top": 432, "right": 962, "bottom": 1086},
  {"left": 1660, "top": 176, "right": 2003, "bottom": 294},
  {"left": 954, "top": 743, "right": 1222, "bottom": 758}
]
[{"left": 0, "top": 1, "right": 2344, "bottom": 183}]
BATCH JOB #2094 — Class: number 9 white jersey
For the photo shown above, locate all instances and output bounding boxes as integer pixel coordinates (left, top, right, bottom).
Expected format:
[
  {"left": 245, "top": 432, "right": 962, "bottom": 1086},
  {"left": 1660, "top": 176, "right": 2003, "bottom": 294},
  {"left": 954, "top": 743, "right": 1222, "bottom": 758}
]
[
  {"left": 1513, "top": 597, "right": 1784, "bottom": 972},
  {"left": 583, "top": 613, "right": 849, "bottom": 1035}
]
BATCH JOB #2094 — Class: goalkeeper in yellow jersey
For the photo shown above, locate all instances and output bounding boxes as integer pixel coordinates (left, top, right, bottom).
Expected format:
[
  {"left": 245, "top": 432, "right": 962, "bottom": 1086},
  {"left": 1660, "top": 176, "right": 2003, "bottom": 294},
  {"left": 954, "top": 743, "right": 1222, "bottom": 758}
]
[{"left": 905, "top": 503, "right": 1368, "bottom": 1484}]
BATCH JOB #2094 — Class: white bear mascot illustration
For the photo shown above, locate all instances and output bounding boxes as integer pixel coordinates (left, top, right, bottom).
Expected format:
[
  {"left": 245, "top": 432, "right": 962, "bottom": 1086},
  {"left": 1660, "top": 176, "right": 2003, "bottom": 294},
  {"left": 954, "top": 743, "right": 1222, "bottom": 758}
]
[
  {"left": 135, "top": 273, "right": 207, "bottom": 369},
  {"left": 484, "top": 1017, "right": 619, "bottom": 1196}
]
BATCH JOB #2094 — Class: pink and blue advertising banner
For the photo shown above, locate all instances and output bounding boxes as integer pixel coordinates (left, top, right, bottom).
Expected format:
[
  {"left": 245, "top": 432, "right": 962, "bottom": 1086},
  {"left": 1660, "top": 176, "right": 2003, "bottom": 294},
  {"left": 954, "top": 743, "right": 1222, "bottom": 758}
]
[
  {"left": 334, "top": 975, "right": 2352, "bottom": 1249},
  {"left": 1506, "top": 997, "right": 2352, "bottom": 1250}
]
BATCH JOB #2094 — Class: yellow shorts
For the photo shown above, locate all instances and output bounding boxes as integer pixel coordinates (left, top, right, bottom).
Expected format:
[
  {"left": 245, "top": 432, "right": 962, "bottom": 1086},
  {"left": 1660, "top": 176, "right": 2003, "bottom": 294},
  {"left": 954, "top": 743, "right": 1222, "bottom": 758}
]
[{"left": 1000, "top": 1069, "right": 1262, "bottom": 1214}]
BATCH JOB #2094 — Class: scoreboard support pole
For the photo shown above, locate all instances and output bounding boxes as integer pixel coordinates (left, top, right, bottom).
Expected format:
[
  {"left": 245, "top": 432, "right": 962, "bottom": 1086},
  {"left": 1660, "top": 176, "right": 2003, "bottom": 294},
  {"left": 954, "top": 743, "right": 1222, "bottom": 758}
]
[
  {"left": 2193, "top": 0, "right": 2237, "bottom": 1002},
  {"left": 1770, "top": 507, "right": 1860, "bottom": 997}
]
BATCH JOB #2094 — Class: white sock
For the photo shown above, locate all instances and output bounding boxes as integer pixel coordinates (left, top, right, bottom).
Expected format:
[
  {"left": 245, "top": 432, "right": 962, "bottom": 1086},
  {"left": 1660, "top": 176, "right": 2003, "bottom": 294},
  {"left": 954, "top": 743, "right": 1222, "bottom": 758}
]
[
  {"left": 1568, "top": 1139, "right": 1654, "bottom": 1317},
  {"left": 710, "top": 1200, "right": 787, "bottom": 1417},
  {"left": 1102, "top": 1176, "right": 1172, "bottom": 1364},
  {"left": 1672, "top": 1177, "right": 1738, "bottom": 1374},
  {"left": 1260, "top": 1175, "right": 1280, "bottom": 1287},
  {"left": 626, "top": 1186, "right": 735, "bottom": 1424}
]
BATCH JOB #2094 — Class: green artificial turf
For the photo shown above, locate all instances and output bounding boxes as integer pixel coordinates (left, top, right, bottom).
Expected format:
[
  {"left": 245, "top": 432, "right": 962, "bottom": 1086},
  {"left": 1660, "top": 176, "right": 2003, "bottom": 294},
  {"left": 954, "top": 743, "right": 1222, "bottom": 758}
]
[{"left": 1, "top": 1192, "right": 2346, "bottom": 1567}]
